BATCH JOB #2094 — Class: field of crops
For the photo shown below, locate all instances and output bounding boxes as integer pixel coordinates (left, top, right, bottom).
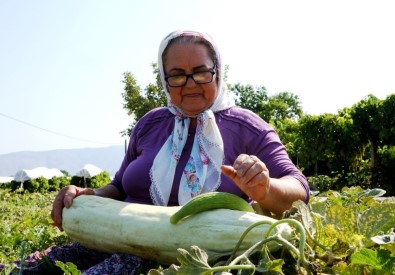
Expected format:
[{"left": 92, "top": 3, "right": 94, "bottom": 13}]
[
  {"left": 0, "top": 189, "right": 71, "bottom": 273},
  {"left": 1, "top": 187, "right": 394, "bottom": 274}
]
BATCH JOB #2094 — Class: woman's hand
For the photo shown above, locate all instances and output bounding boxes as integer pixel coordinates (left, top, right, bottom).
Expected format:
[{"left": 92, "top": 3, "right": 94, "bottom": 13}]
[
  {"left": 222, "top": 154, "right": 308, "bottom": 216},
  {"left": 221, "top": 154, "right": 270, "bottom": 202},
  {"left": 51, "top": 185, "right": 94, "bottom": 230}
]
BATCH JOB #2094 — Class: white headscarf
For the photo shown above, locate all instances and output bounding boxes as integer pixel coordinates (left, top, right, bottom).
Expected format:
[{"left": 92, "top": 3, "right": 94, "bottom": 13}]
[{"left": 150, "top": 30, "right": 235, "bottom": 206}]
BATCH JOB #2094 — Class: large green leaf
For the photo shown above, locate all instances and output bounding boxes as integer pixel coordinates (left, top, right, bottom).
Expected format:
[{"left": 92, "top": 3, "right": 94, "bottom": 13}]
[
  {"left": 357, "top": 199, "right": 395, "bottom": 246},
  {"left": 351, "top": 248, "right": 395, "bottom": 272}
]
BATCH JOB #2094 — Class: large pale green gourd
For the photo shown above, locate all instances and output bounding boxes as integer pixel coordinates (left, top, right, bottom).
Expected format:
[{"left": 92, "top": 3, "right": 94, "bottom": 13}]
[{"left": 62, "top": 195, "right": 292, "bottom": 265}]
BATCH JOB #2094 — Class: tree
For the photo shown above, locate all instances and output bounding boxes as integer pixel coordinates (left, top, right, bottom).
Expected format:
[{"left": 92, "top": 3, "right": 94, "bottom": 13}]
[
  {"left": 230, "top": 83, "right": 269, "bottom": 120},
  {"left": 229, "top": 84, "right": 303, "bottom": 124},
  {"left": 295, "top": 114, "right": 333, "bottom": 175},
  {"left": 266, "top": 92, "right": 303, "bottom": 124},
  {"left": 229, "top": 83, "right": 304, "bottom": 161},
  {"left": 380, "top": 94, "right": 395, "bottom": 145},
  {"left": 121, "top": 63, "right": 167, "bottom": 136},
  {"left": 349, "top": 94, "right": 383, "bottom": 169},
  {"left": 376, "top": 94, "right": 395, "bottom": 195},
  {"left": 273, "top": 118, "right": 299, "bottom": 162},
  {"left": 294, "top": 112, "right": 360, "bottom": 177}
]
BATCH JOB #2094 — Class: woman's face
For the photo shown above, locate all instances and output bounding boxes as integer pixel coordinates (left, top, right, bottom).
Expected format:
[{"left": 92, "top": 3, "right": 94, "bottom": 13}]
[{"left": 163, "top": 42, "right": 217, "bottom": 117}]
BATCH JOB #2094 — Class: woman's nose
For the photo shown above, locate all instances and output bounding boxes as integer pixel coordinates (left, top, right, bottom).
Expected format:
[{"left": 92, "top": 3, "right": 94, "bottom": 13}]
[{"left": 185, "top": 75, "right": 197, "bottom": 87}]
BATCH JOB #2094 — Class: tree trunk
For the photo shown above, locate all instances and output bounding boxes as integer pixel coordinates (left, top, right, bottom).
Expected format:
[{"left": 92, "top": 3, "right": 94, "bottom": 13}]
[{"left": 370, "top": 140, "right": 379, "bottom": 169}]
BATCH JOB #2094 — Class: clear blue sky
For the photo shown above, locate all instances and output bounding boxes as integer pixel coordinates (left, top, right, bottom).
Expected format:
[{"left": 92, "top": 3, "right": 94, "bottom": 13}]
[{"left": 1, "top": 0, "right": 394, "bottom": 155}]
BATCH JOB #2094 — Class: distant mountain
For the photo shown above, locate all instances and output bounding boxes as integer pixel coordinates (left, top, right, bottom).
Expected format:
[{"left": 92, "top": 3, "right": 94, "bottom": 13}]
[{"left": 0, "top": 146, "right": 126, "bottom": 177}]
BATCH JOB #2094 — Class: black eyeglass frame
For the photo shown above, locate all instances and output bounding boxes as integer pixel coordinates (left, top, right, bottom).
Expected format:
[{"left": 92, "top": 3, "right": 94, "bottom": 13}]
[{"left": 164, "top": 64, "right": 217, "bottom": 87}]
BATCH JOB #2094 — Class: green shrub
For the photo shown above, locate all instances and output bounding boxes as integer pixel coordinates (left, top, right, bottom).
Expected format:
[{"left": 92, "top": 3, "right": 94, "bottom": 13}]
[
  {"left": 89, "top": 171, "right": 111, "bottom": 188},
  {"left": 307, "top": 175, "right": 335, "bottom": 193},
  {"left": 0, "top": 181, "right": 13, "bottom": 189},
  {"left": 10, "top": 180, "right": 21, "bottom": 191},
  {"left": 8, "top": 176, "right": 70, "bottom": 193},
  {"left": 48, "top": 176, "right": 70, "bottom": 191},
  {"left": 23, "top": 177, "right": 49, "bottom": 193},
  {"left": 70, "top": 171, "right": 111, "bottom": 189},
  {"left": 375, "top": 145, "right": 395, "bottom": 196},
  {"left": 333, "top": 160, "right": 371, "bottom": 190}
]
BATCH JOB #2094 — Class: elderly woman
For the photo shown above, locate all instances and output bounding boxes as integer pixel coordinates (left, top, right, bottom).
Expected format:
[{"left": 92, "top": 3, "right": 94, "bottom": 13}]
[{"left": 9, "top": 30, "right": 309, "bottom": 274}]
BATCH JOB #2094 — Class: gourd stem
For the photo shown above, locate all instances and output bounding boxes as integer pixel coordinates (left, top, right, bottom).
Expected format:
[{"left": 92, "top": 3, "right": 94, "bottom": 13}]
[
  {"left": 304, "top": 225, "right": 330, "bottom": 251},
  {"left": 265, "top": 219, "right": 310, "bottom": 272},
  {"left": 229, "top": 239, "right": 266, "bottom": 266},
  {"left": 226, "top": 220, "right": 274, "bottom": 265},
  {"left": 209, "top": 264, "right": 255, "bottom": 273},
  {"left": 229, "top": 236, "right": 300, "bottom": 266},
  {"left": 226, "top": 218, "right": 311, "bottom": 273}
]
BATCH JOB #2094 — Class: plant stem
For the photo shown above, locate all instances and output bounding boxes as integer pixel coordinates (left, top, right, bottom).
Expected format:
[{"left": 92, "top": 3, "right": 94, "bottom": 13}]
[
  {"left": 226, "top": 220, "right": 274, "bottom": 265},
  {"left": 209, "top": 264, "right": 255, "bottom": 273},
  {"left": 304, "top": 224, "right": 330, "bottom": 251},
  {"left": 18, "top": 241, "right": 27, "bottom": 275},
  {"left": 225, "top": 217, "right": 312, "bottom": 274},
  {"left": 229, "top": 236, "right": 300, "bottom": 266},
  {"left": 265, "top": 219, "right": 311, "bottom": 272}
]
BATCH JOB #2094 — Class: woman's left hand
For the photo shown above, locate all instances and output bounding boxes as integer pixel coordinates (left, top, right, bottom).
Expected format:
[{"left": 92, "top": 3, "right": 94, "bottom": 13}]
[{"left": 221, "top": 154, "right": 270, "bottom": 202}]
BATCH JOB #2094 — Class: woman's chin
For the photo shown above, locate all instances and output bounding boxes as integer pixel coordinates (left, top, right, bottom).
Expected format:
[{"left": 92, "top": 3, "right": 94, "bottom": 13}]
[{"left": 180, "top": 104, "right": 209, "bottom": 117}]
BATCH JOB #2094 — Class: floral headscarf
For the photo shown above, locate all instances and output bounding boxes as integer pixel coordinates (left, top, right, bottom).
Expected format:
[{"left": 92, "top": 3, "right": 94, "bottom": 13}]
[{"left": 149, "top": 30, "right": 235, "bottom": 206}]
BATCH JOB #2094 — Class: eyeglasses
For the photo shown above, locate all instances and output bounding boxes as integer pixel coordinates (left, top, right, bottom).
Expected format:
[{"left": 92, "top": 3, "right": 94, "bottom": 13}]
[{"left": 165, "top": 65, "right": 216, "bottom": 87}]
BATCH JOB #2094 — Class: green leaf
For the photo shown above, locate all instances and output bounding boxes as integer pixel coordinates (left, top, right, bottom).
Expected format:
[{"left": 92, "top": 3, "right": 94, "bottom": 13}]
[
  {"left": 357, "top": 201, "right": 395, "bottom": 245},
  {"left": 371, "top": 233, "right": 395, "bottom": 255},
  {"left": 0, "top": 264, "right": 16, "bottom": 275},
  {"left": 359, "top": 188, "right": 386, "bottom": 198},
  {"left": 55, "top": 261, "right": 82, "bottom": 275},
  {"left": 308, "top": 196, "right": 328, "bottom": 216},
  {"left": 163, "top": 246, "right": 213, "bottom": 275},
  {"left": 176, "top": 246, "right": 210, "bottom": 269},
  {"left": 325, "top": 204, "right": 364, "bottom": 246},
  {"left": 265, "top": 259, "right": 285, "bottom": 274},
  {"left": 331, "top": 239, "right": 353, "bottom": 256},
  {"left": 331, "top": 261, "right": 366, "bottom": 275},
  {"left": 290, "top": 200, "right": 316, "bottom": 238},
  {"left": 384, "top": 243, "right": 395, "bottom": 256},
  {"left": 351, "top": 248, "right": 395, "bottom": 272}
]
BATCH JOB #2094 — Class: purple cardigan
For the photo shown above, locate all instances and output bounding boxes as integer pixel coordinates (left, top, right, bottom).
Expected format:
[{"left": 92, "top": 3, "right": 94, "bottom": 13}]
[{"left": 110, "top": 106, "right": 309, "bottom": 205}]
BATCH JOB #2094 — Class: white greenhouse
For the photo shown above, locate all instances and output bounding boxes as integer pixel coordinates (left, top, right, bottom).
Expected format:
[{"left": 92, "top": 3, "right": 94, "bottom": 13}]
[{"left": 14, "top": 167, "right": 64, "bottom": 183}]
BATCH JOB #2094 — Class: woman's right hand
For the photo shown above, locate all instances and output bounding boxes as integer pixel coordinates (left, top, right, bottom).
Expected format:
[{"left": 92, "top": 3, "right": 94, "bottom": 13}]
[{"left": 51, "top": 185, "right": 95, "bottom": 230}]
